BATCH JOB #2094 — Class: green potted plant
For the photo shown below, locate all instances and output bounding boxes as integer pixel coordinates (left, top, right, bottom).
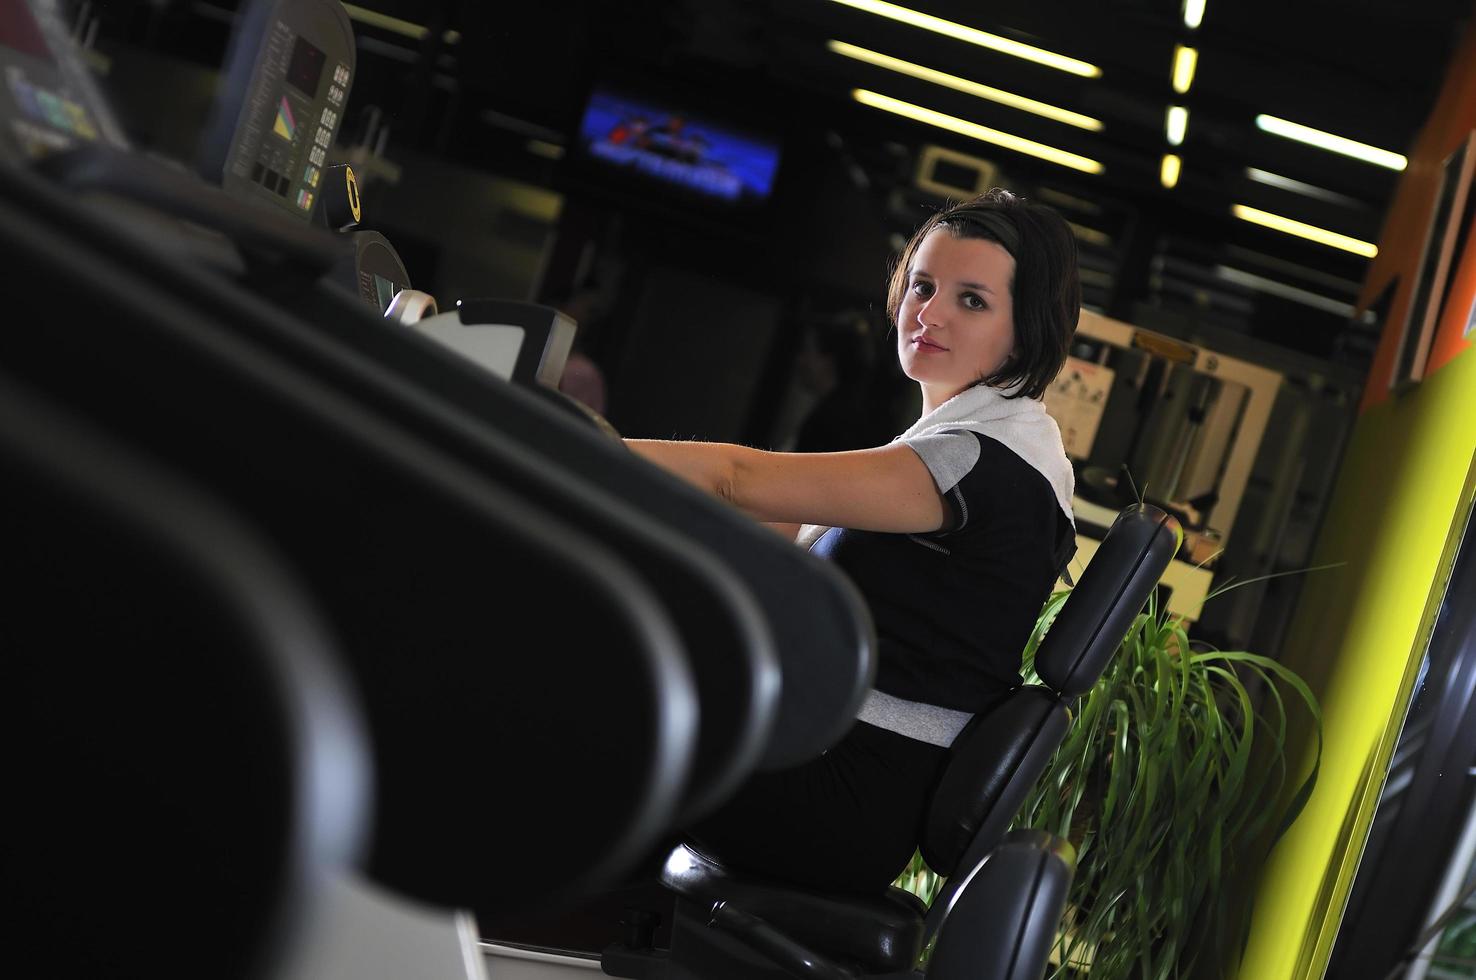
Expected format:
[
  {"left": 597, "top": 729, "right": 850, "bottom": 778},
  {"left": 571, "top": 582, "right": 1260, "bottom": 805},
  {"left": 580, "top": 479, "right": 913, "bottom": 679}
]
[{"left": 897, "top": 588, "right": 1322, "bottom": 979}]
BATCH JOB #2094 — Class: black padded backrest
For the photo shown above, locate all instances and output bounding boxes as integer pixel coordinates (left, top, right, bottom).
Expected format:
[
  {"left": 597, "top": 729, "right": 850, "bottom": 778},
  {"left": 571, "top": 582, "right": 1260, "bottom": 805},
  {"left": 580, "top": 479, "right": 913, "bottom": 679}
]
[
  {"left": 0, "top": 164, "right": 700, "bottom": 919},
  {"left": 920, "top": 690, "right": 1068, "bottom": 877},
  {"left": 925, "top": 830, "right": 1075, "bottom": 980},
  {"left": 1036, "top": 504, "right": 1182, "bottom": 697},
  {"left": 1, "top": 375, "right": 370, "bottom": 979},
  {"left": 919, "top": 504, "right": 1178, "bottom": 930}
]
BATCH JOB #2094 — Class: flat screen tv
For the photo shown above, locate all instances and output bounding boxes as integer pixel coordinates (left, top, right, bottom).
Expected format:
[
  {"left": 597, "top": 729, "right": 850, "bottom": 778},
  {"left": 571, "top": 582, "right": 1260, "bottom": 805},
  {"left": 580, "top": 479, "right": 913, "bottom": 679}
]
[{"left": 574, "top": 85, "right": 781, "bottom": 208}]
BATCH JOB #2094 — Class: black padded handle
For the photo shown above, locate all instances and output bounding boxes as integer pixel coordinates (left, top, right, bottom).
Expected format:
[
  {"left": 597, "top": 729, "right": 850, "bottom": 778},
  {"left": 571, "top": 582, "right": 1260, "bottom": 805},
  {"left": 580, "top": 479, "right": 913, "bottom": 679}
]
[{"left": 707, "top": 903, "right": 858, "bottom": 980}]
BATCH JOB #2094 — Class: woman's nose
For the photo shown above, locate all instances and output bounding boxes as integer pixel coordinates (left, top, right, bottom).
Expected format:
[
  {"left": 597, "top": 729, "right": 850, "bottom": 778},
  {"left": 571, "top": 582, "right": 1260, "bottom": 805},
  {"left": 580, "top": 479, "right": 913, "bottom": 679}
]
[{"left": 916, "top": 297, "right": 940, "bottom": 328}]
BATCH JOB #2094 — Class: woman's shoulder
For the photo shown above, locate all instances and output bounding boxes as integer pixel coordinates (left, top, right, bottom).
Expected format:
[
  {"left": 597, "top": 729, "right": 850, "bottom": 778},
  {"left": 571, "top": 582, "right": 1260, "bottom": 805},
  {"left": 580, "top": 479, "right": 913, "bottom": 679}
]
[{"left": 954, "top": 432, "right": 1070, "bottom": 515}]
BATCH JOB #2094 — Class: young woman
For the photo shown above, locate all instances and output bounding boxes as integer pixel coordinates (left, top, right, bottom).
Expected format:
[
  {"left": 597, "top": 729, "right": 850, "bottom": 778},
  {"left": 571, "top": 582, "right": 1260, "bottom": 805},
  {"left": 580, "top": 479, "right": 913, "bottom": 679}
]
[{"left": 628, "top": 188, "right": 1080, "bottom": 895}]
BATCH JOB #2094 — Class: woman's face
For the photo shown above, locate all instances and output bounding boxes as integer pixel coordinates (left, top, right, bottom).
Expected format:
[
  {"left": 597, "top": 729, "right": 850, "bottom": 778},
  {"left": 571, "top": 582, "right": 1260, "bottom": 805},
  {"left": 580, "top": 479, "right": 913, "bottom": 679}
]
[{"left": 896, "top": 228, "right": 1017, "bottom": 412}]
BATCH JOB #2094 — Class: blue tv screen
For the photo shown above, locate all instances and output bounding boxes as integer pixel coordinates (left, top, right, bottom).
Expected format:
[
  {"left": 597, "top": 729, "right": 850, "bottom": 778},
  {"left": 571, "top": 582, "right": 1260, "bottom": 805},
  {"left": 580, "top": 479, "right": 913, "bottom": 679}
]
[{"left": 576, "top": 87, "right": 781, "bottom": 205}]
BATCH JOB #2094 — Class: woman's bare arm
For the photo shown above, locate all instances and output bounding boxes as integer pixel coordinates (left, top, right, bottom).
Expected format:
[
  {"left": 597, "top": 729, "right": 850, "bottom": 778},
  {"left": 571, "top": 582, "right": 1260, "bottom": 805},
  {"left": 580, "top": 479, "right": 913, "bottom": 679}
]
[{"left": 625, "top": 440, "right": 947, "bottom": 535}]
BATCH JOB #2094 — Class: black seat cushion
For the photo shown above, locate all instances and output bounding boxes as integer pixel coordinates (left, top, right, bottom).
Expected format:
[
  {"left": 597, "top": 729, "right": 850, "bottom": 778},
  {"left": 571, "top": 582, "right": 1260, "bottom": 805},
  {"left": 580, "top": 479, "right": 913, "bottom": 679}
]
[{"left": 660, "top": 843, "right": 926, "bottom": 974}]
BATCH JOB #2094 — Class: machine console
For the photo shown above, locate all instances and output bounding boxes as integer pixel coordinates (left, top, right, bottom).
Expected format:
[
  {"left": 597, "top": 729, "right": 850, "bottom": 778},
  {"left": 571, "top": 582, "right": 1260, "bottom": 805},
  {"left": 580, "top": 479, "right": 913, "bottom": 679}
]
[{"left": 199, "top": 0, "right": 354, "bottom": 224}]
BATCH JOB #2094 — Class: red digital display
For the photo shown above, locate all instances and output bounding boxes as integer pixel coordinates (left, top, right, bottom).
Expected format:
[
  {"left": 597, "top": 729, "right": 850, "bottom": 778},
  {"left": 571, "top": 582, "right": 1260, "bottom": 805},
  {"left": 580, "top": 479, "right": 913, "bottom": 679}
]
[{"left": 285, "top": 35, "right": 326, "bottom": 98}]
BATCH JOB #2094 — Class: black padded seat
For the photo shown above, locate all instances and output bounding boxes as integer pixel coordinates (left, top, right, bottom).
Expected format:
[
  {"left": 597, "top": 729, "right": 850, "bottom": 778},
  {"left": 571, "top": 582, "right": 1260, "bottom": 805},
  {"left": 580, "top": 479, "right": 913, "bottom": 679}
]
[
  {"left": 660, "top": 844, "right": 927, "bottom": 975},
  {"left": 641, "top": 691, "right": 1073, "bottom": 976}
]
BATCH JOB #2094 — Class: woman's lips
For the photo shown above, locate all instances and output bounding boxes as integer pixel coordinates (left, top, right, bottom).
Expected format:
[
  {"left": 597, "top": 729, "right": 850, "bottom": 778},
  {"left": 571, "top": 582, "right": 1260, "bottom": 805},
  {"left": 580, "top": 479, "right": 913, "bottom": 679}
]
[{"left": 913, "top": 337, "right": 948, "bottom": 352}]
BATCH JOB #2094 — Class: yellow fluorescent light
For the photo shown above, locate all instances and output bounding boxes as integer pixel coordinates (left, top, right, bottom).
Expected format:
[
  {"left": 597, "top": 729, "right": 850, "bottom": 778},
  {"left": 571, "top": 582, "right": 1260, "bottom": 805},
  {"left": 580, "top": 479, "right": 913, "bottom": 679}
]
[
  {"left": 1172, "top": 45, "right": 1198, "bottom": 94},
  {"left": 1161, "top": 153, "right": 1182, "bottom": 188},
  {"left": 828, "top": 41, "right": 1103, "bottom": 130},
  {"left": 1255, "top": 114, "right": 1407, "bottom": 169},
  {"left": 1037, "top": 187, "right": 1103, "bottom": 214},
  {"left": 341, "top": 3, "right": 459, "bottom": 43},
  {"left": 853, "top": 89, "right": 1104, "bottom": 173},
  {"left": 827, "top": 0, "right": 1101, "bottom": 77},
  {"left": 1232, "top": 204, "right": 1379, "bottom": 257},
  {"left": 1183, "top": 0, "right": 1207, "bottom": 29},
  {"left": 526, "top": 140, "right": 565, "bottom": 160},
  {"left": 1067, "top": 221, "right": 1112, "bottom": 247},
  {"left": 1166, "top": 106, "right": 1188, "bottom": 146}
]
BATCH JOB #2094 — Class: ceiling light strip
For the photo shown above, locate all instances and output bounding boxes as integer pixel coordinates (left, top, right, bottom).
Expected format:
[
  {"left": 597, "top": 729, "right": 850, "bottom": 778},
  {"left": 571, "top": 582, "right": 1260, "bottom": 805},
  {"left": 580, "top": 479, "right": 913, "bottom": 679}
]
[
  {"left": 1255, "top": 114, "right": 1407, "bottom": 170},
  {"left": 1214, "top": 265, "right": 1358, "bottom": 317},
  {"left": 827, "top": 0, "right": 1101, "bottom": 77},
  {"left": 1068, "top": 222, "right": 1113, "bottom": 247},
  {"left": 526, "top": 140, "right": 565, "bottom": 160},
  {"left": 1161, "top": 153, "right": 1182, "bottom": 188},
  {"left": 1224, "top": 244, "right": 1364, "bottom": 294},
  {"left": 853, "top": 89, "right": 1104, "bottom": 173},
  {"left": 341, "top": 3, "right": 460, "bottom": 43},
  {"left": 1036, "top": 187, "right": 1104, "bottom": 214},
  {"left": 1172, "top": 45, "right": 1198, "bottom": 94},
  {"left": 1166, "top": 106, "right": 1188, "bottom": 146},
  {"left": 1246, "top": 168, "right": 1368, "bottom": 208},
  {"left": 1231, "top": 204, "right": 1379, "bottom": 257},
  {"left": 1183, "top": 0, "right": 1207, "bottom": 29},
  {"left": 828, "top": 41, "right": 1103, "bottom": 131}
]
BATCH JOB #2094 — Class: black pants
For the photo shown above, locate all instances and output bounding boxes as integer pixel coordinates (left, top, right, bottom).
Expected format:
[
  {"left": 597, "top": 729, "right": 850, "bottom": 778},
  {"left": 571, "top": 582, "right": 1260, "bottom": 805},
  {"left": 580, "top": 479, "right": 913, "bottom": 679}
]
[
  {"left": 482, "top": 722, "right": 949, "bottom": 950},
  {"left": 686, "top": 720, "right": 950, "bottom": 896}
]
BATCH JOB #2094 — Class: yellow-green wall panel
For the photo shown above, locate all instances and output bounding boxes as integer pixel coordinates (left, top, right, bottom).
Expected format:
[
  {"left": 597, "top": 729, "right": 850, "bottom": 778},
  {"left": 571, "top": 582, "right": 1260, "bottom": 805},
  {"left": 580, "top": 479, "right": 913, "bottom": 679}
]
[{"left": 1237, "top": 343, "right": 1476, "bottom": 979}]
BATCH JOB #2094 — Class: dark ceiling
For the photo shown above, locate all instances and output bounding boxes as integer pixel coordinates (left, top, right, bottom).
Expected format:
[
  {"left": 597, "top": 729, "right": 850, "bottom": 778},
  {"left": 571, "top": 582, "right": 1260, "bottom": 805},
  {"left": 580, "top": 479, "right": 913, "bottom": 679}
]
[{"left": 91, "top": 0, "right": 1471, "bottom": 368}]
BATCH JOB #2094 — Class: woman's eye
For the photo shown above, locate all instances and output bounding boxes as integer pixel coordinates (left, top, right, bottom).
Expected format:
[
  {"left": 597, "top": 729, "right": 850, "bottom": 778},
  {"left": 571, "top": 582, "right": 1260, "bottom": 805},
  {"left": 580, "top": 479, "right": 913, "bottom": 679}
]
[
  {"left": 911, "top": 280, "right": 933, "bottom": 297},
  {"left": 963, "top": 292, "right": 987, "bottom": 310}
]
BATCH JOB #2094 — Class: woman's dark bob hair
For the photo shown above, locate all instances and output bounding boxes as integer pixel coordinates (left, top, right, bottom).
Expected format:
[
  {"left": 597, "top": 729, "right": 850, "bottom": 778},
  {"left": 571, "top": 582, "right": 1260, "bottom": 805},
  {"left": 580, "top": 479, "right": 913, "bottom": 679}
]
[{"left": 887, "top": 188, "right": 1080, "bottom": 400}]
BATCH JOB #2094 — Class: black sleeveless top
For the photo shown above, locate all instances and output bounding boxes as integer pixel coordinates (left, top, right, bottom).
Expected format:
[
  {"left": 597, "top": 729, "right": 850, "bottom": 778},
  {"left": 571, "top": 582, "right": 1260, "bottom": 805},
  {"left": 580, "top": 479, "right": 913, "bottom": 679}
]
[{"left": 811, "top": 430, "right": 1075, "bottom": 711}]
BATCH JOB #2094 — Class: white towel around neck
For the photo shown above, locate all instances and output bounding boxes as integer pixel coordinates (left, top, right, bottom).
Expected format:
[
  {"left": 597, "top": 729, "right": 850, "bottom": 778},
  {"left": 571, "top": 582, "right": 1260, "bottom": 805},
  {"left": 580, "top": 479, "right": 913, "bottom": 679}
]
[{"left": 797, "top": 383, "right": 1074, "bottom": 550}]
